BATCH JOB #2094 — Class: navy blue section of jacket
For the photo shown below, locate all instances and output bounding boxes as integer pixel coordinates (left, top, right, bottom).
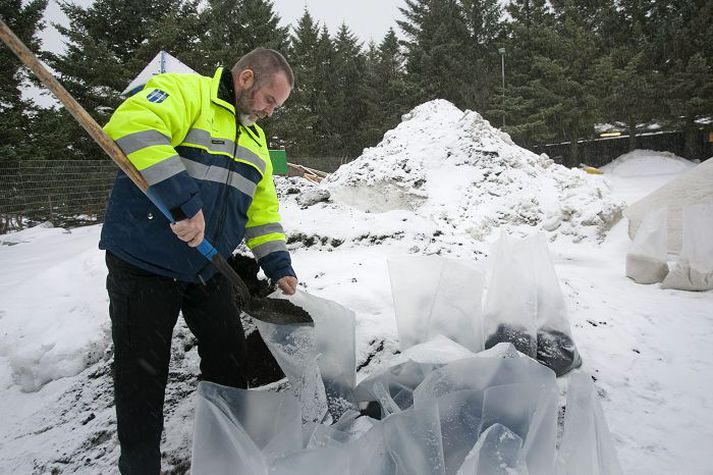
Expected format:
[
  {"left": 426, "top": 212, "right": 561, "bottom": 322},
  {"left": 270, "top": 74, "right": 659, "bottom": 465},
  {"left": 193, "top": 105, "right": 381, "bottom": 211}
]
[
  {"left": 257, "top": 250, "right": 293, "bottom": 282},
  {"left": 100, "top": 165, "right": 248, "bottom": 282}
]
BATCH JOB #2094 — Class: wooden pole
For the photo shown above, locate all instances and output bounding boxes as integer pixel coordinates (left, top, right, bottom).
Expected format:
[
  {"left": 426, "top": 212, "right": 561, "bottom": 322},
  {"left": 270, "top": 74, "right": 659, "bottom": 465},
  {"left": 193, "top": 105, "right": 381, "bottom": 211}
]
[{"left": 0, "top": 19, "right": 149, "bottom": 191}]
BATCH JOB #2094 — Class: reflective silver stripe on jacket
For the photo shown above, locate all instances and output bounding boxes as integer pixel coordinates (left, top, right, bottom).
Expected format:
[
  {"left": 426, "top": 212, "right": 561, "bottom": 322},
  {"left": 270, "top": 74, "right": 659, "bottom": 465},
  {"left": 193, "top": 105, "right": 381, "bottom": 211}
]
[
  {"left": 115, "top": 130, "right": 171, "bottom": 155},
  {"left": 184, "top": 128, "right": 234, "bottom": 155},
  {"left": 251, "top": 239, "right": 288, "bottom": 259},
  {"left": 180, "top": 158, "right": 257, "bottom": 198},
  {"left": 234, "top": 145, "right": 266, "bottom": 175},
  {"left": 140, "top": 155, "right": 184, "bottom": 185},
  {"left": 183, "top": 128, "right": 267, "bottom": 175},
  {"left": 244, "top": 223, "right": 284, "bottom": 239}
]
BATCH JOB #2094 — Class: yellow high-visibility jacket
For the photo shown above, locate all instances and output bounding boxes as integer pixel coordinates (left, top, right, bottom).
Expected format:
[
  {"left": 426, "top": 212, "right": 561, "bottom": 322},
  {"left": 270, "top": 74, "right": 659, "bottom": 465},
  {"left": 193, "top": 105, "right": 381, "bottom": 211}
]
[{"left": 99, "top": 67, "right": 294, "bottom": 282}]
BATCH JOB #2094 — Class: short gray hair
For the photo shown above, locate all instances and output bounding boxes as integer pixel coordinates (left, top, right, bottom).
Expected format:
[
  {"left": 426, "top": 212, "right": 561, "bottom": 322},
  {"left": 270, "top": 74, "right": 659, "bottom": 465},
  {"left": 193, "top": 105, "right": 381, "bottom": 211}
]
[{"left": 232, "top": 48, "right": 294, "bottom": 89}]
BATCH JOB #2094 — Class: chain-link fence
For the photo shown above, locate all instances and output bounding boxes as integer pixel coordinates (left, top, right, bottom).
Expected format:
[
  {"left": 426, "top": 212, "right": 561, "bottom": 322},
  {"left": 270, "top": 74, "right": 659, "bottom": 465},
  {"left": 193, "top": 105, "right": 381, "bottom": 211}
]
[
  {"left": 0, "top": 156, "right": 342, "bottom": 235},
  {"left": 0, "top": 160, "right": 117, "bottom": 233}
]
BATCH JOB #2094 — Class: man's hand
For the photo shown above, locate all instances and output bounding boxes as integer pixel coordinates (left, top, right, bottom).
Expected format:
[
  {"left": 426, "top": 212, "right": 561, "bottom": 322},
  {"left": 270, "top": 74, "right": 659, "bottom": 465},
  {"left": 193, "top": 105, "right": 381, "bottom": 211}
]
[
  {"left": 277, "top": 276, "right": 298, "bottom": 295},
  {"left": 170, "top": 209, "right": 205, "bottom": 247}
]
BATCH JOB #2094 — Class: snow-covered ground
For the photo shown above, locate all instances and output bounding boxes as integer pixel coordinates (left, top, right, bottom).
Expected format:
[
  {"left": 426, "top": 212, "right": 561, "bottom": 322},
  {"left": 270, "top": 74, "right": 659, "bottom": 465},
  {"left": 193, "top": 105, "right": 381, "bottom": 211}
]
[{"left": 0, "top": 101, "right": 711, "bottom": 474}]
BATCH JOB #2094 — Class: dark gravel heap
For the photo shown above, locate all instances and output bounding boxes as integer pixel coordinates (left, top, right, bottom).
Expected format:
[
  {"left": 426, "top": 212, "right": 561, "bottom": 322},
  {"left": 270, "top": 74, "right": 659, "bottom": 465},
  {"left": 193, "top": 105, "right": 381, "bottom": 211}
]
[
  {"left": 485, "top": 324, "right": 582, "bottom": 377},
  {"left": 536, "top": 328, "right": 582, "bottom": 377},
  {"left": 484, "top": 324, "right": 536, "bottom": 358}
]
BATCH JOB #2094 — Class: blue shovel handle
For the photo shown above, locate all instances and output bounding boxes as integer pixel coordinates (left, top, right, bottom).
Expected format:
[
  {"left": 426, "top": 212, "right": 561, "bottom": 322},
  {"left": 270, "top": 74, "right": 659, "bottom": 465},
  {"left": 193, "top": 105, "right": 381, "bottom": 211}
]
[{"left": 146, "top": 189, "right": 219, "bottom": 261}]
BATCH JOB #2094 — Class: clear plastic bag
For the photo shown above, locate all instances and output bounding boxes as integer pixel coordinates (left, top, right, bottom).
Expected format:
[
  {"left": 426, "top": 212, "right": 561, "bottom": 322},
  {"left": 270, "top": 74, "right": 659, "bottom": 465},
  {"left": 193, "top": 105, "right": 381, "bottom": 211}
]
[
  {"left": 191, "top": 381, "right": 302, "bottom": 474},
  {"left": 456, "top": 423, "right": 529, "bottom": 475},
  {"left": 528, "top": 234, "right": 583, "bottom": 377},
  {"left": 413, "top": 344, "right": 557, "bottom": 475},
  {"left": 483, "top": 234, "right": 538, "bottom": 358},
  {"left": 483, "top": 234, "right": 582, "bottom": 376},
  {"left": 556, "top": 372, "right": 624, "bottom": 475},
  {"left": 256, "top": 289, "right": 357, "bottom": 422},
  {"left": 354, "top": 360, "right": 443, "bottom": 417},
  {"left": 388, "top": 256, "right": 484, "bottom": 352}
]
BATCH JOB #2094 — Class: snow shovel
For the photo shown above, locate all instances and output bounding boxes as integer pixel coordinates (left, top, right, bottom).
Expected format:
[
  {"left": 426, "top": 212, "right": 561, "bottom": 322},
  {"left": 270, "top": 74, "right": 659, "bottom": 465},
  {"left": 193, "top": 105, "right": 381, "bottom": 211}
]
[{"left": 0, "top": 19, "right": 313, "bottom": 326}]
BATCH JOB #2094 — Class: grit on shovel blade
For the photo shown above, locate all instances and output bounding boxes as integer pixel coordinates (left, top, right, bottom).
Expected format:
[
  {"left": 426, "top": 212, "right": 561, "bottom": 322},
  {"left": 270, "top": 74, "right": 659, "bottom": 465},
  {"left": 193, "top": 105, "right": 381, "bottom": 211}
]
[{"left": 246, "top": 297, "right": 314, "bottom": 326}]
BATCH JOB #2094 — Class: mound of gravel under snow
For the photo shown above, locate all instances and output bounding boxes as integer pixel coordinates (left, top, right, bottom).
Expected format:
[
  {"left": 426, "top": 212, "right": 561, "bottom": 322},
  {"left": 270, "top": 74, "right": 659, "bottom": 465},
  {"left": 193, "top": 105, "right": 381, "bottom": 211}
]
[{"left": 323, "top": 100, "right": 625, "bottom": 243}]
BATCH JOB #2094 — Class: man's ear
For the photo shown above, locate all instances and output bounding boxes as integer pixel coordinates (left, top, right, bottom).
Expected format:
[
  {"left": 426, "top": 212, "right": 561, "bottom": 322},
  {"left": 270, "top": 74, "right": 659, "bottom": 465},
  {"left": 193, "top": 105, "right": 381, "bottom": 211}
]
[{"left": 237, "top": 69, "right": 255, "bottom": 90}]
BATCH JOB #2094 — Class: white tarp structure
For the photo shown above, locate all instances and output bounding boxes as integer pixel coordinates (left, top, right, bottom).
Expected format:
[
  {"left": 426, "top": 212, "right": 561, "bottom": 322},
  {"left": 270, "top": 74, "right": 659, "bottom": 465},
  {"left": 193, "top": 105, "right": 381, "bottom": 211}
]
[
  {"left": 626, "top": 208, "right": 669, "bottom": 284},
  {"left": 624, "top": 157, "right": 713, "bottom": 254},
  {"left": 121, "top": 50, "right": 197, "bottom": 95},
  {"left": 661, "top": 203, "right": 713, "bottom": 291}
]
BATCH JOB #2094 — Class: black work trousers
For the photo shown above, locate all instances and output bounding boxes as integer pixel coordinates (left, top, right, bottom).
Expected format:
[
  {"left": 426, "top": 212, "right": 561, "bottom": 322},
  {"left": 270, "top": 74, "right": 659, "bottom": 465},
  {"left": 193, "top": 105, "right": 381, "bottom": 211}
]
[{"left": 105, "top": 251, "right": 247, "bottom": 475}]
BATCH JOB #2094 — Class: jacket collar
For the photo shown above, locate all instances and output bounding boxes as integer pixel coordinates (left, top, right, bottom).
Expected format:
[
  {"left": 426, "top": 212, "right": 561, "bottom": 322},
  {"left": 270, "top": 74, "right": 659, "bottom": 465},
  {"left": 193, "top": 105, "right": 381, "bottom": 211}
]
[
  {"left": 211, "top": 67, "right": 235, "bottom": 113},
  {"left": 218, "top": 67, "right": 235, "bottom": 106}
]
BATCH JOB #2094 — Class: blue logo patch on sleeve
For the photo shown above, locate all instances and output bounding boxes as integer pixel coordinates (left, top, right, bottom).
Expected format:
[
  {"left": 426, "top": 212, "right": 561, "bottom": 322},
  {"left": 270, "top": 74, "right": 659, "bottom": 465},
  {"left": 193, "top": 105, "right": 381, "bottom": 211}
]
[{"left": 147, "top": 89, "right": 170, "bottom": 103}]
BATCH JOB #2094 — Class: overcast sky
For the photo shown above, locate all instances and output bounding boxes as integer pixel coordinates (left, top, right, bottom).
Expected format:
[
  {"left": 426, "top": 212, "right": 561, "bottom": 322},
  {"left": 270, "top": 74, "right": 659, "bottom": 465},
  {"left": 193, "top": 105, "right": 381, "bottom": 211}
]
[{"left": 40, "top": 0, "right": 407, "bottom": 54}]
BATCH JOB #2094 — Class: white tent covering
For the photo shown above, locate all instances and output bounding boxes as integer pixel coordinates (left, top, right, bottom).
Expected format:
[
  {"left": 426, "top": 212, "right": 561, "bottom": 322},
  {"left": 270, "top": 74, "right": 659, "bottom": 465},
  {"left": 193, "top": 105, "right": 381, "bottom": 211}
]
[
  {"left": 121, "top": 50, "right": 197, "bottom": 95},
  {"left": 624, "top": 157, "right": 713, "bottom": 254}
]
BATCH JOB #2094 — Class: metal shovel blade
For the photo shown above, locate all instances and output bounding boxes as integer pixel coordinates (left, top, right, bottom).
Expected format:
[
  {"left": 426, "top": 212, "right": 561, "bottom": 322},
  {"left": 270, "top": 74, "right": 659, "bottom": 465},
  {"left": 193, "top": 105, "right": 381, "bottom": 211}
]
[
  {"left": 246, "top": 297, "right": 314, "bottom": 326},
  {"left": 209, "top": 252, "right": 314, "bottom": 326}
]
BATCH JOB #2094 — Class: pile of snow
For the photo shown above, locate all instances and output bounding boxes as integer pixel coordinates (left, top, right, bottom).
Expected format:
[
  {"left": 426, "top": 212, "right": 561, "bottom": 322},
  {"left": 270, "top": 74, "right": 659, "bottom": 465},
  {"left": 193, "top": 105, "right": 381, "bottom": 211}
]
[
  {"left": 323, "top": 100, "right": 624, "bottom": 243},
  {"left": 0, "top": 224, "right": 109, "bottom": 392},
  {"left": 601, "top": 150, "right": 696, "bottom": 177}
]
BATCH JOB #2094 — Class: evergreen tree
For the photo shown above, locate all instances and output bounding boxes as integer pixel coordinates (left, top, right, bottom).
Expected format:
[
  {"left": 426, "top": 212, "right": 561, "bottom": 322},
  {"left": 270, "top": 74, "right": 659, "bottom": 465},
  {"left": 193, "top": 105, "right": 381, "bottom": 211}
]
[
  {"left": 271, "top": 10, "right": 340, "bottom": 164},
  {"left": 327, "top": 23, "right": 367, "bottom": 158},
  {"left": 507, "top": 0, "right": 551, "bottom": 29},
  {"left": 458, "top": 0, "right": 503, "bottom": 116},
  {"left": 198, "top": 0, "right": 289, "bottom": 71},
  {"left": 545, "top": 0, "right": 603, "bottom": 164},
  {"left": 397, "top": 0, "right": 474, "bottom": 109},
  {"left": 593, "top": 0, "right": 661, "bottom": 151},
  {"left": 360, "top": 40, "right": 383, "bottom": 148},
  {"left": 668, "top": 53, "right": 713, "bottom": 158},
  {"left": 361, "top": 28, "right": 412, "bottom": 148},
  {"left": 649, "top": 0, "right": 713, "bottom": 157},
  {"left": 272, "top": 8, "right": 321, "bottom": 157},
  {"left": 500, "top": 0, "right": 556, "bottom": 145},
  {"left": 308, "top": 25, "right": 336, "bottom": 160},
  {"left": 593, "top": 49, "right": 660, "bottom": 151},
  {"left": 0, "top": 0, "right": 47, "bottom": 162},
  {"left": 551, "top": 0, "right": 618, "bottom": 47},
  {"left": 134, "top": 1, "right": 206, "bottom": 75},
  {"left": 501, "top": 0, "right": 611, "bottom": 163}
]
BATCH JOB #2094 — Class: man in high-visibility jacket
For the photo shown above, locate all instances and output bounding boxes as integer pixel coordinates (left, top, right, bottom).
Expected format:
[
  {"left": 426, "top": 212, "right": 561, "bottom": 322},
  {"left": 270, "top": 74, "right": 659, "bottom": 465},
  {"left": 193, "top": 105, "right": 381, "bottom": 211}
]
[{"left": 100, "top": 48, "right": 297, "bottom": 474}]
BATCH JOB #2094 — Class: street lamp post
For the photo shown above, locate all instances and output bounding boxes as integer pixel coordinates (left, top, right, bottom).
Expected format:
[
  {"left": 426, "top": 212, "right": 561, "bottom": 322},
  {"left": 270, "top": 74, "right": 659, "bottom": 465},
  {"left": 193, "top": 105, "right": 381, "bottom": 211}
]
[{"left": 498, "top": 47, "right": 505, "bottom": 128}]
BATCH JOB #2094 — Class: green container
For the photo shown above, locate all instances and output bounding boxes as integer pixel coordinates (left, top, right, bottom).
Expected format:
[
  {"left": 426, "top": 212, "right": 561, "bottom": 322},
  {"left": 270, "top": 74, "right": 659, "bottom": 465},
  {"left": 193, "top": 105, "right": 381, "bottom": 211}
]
[{"left": 269, "top": 149, "right": 288, "bottom": 176}]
